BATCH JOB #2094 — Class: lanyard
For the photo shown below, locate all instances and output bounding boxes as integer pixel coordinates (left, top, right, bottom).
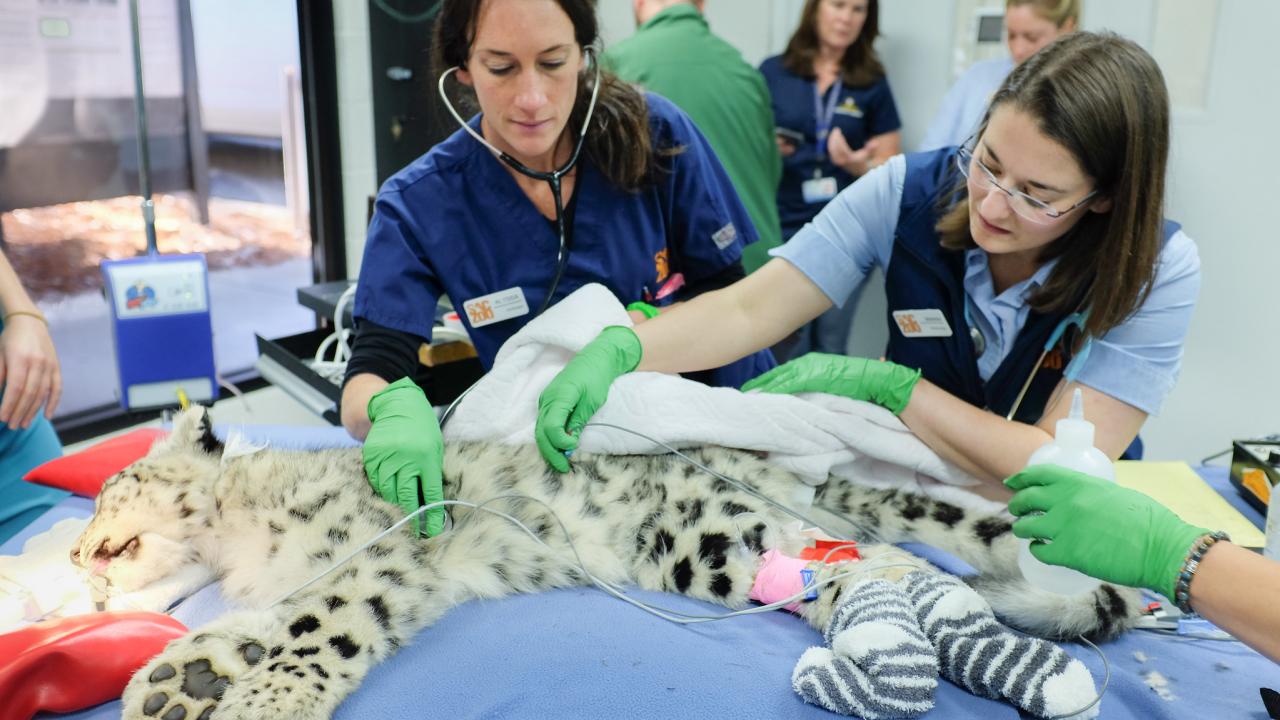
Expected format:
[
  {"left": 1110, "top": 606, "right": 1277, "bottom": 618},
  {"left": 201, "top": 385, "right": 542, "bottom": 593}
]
[{"left": 813, "top": 78, "right": 844, "bottom": 163}]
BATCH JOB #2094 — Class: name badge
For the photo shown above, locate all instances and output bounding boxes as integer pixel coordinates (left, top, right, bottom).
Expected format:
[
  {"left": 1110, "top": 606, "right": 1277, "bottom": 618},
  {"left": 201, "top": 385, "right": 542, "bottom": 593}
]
[
  {"left": 801, "top": 176, "right": 838, "bottom": 204},
  {"left": 893, "top": 309, "right": 953, "bottom": 338},
  {"left": 462, "top": 287, "right": 530, "bottom": 328}
]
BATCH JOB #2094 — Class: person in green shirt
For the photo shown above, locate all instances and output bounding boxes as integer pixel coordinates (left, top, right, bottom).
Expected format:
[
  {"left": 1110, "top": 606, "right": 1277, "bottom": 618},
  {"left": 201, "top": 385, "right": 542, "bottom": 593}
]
[{"left": 605, "top": 1, "right": 782, "bottom": 272}]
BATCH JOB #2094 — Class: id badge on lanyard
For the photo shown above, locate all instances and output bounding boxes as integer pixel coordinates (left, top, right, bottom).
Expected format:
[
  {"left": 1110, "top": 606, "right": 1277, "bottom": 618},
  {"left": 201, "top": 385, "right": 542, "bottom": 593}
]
[{"left": 802, "top": 78, "right": 843, "bottom": 205}]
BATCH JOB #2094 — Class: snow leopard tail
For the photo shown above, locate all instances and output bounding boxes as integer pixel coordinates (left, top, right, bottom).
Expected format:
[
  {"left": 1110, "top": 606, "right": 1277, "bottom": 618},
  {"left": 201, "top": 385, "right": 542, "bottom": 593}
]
[{"left": 811, "top": 481, "right": 1141, "bottom": 642}]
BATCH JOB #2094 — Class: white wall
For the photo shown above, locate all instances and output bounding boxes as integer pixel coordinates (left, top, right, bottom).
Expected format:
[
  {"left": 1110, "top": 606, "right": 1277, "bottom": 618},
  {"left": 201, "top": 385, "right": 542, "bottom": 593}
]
[
  {"left": 330, "top": 0, "right": 378, "bottom": 275},
  {"left": 1080, "top": 1, "right": 1280, "bottom": 460}
]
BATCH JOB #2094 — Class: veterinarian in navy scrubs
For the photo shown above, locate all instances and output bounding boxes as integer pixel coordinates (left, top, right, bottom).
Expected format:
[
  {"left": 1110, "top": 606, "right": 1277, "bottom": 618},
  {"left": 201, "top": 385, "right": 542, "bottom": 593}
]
[
  {"left": 341, "top": 0, "right": 773, "bottom": 536},
  {"left": 538, "top": 33, "right": 1200, "bottom": 500},
  {"left": 760, "top": 0, "right": 901, "bottom": 361}
]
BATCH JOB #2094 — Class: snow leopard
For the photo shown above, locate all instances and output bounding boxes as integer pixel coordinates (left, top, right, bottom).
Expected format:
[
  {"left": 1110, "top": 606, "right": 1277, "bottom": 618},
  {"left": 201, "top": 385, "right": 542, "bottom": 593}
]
[{"left": 74, "top": 407, "right": 1137, "bottom": 720}]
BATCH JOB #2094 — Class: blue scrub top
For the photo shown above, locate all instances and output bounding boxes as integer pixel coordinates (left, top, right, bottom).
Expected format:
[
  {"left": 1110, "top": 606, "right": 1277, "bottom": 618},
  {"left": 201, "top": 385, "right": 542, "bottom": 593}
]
[
  {"left": 758, "top": 55, "right": 901, "bottom": 238},
  {"left": 355, "top": 93, "right": 774, "bottom": 388}
]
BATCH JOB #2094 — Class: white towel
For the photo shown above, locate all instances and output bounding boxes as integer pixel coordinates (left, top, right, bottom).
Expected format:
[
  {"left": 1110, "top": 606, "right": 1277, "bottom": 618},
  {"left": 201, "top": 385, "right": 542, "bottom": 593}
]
[{"left": 444, "top": 285, "right": 986, "bottom": 502}]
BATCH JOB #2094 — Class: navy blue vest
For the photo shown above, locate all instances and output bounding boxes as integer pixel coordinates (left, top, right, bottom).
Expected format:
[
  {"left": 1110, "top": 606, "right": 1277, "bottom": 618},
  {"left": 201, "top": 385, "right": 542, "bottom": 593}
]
[{"left": 884, "top": 148, "right": 1178, "bottom": 458}]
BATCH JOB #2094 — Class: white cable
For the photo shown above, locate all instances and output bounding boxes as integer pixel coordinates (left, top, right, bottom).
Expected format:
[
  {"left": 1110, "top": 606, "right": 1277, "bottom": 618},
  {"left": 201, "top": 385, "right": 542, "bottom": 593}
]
[
  {"left": 306, "top": 282, "right": 472, "bottom": 388},
  {"left": 257, "top": 419, "right": 1110, "bottom": 715},
  {"left": 216, "top": 374, "right": 252, "bottom": 414},
  {"left": 332, "top": 283, "right": 357, "bottom": 363},
  {"left": 582, "top": 421, "right": 887, "bottom": 545}
]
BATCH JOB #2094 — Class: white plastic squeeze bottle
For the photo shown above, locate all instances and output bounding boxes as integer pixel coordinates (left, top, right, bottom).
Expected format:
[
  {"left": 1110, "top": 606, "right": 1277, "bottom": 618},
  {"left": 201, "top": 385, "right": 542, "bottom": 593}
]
[{"left": 1018, "top": 388, "right": 1116, "bottom": 595}]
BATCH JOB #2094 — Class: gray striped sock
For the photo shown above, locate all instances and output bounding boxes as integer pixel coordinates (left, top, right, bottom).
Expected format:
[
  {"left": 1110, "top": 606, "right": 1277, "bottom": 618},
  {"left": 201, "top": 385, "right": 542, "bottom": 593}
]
[
  {"left": 792, "top": 578, "right": 938, "bottom": 718},
  {"left": 901, "top": 571, "right": 1099, "bottom": 719}
]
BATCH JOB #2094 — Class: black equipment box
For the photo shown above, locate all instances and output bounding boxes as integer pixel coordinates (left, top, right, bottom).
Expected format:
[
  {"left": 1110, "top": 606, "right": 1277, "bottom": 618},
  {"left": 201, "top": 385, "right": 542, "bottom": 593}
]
[{"left": 1230, "top": 439, "right": 1280, "bottom": 514}]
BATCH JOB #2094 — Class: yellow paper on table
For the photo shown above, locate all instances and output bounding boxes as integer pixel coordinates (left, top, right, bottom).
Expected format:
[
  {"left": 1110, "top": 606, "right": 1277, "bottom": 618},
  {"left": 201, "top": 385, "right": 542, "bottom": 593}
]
[{"left": 1115, "top": 461, "right": 1265, "bottom": 549}]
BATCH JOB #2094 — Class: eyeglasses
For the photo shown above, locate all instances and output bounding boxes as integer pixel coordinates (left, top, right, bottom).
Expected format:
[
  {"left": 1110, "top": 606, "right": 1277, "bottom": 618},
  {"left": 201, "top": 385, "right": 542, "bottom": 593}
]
[{"left": 956, "top": 143, "right": 1097, "bottom": 225}]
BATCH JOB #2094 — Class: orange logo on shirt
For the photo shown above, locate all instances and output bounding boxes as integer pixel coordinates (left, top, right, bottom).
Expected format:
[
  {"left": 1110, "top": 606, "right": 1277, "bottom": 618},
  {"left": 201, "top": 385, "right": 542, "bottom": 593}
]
[
  {"left": 654, "top": 248, "right": 670, "bottom": 283},
  {"left": 1043, "top": 349, "right": 1064, "bottom": 371},
  {"left": 467, "top": 300, "right": 494, "bottom": 324},
  {"left": 896, "top": 314, "right": 922, "bottom": 335}
]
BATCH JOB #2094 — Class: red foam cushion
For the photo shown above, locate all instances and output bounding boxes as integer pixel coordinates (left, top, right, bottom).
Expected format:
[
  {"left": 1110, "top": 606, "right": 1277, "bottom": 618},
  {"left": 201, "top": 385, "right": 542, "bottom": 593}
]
[
  {"left": 0, "top": 611, "right": 187, "bottom": 720},
  {"left": 22, "top": 428, "right": 168, "bottom": 498}
]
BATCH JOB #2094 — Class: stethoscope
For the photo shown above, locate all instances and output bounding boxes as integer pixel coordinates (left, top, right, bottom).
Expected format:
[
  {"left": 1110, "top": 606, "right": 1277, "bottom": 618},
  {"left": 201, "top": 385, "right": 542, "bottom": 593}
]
[
  {"left": 437, "top": 48, "right": 602, "bottom": 316},
  {"left": 964, "top": 299, "right": 1094, "bottom": 421}
]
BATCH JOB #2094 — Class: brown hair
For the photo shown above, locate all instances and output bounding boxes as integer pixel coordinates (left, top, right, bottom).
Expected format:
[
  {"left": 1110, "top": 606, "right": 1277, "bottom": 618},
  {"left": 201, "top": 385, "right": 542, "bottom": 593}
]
[
  {"left": 433, "top": 0, "right": 654, "bottom": 191},
  {"left": 1006, "top": 0, "right": 1081, "bottom": 28},
  {"left": 936, "top": 31, "right": 1170, "bottom": 340},
  {"left": 781, "top": 0, "right": 884, "bottom": 87}
]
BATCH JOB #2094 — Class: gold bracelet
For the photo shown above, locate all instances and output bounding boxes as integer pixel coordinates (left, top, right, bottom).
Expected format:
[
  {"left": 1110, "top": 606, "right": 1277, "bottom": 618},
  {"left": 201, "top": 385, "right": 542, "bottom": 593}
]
[{"left": 3, "top": 310, "right": 47, "bottom": 326}]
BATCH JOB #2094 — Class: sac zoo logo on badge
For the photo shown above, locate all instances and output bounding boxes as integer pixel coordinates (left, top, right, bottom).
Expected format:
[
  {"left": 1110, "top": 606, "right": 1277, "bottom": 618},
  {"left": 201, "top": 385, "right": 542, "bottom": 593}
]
[
  {"left": 896, "top": 313, "right": 923, "bottom": 335},
  {"left": 466, "top": 300, "right": 494, "bottom": 324}
]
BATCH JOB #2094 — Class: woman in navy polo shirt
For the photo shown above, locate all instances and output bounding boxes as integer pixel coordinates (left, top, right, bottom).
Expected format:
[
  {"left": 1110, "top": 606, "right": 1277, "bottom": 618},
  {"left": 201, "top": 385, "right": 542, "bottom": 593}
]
[
  {"left": 760, "top": 0, "right": 901, "bottom": 361},
  {"left": 341, "top": 0, "right": 773, "bottom": 535}
]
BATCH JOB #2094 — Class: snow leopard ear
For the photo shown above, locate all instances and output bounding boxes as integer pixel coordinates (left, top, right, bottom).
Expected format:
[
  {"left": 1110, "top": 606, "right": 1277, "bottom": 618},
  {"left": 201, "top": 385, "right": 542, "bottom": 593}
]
[{"left": 159, "top": 405, "right": 224, "bottom": 457}]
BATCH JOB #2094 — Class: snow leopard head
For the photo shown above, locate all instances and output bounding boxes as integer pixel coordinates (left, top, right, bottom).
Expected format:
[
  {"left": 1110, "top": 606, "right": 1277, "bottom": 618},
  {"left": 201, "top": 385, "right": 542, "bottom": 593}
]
[{"left": 72, "top": 406, "right": 224, "bottom": 592}]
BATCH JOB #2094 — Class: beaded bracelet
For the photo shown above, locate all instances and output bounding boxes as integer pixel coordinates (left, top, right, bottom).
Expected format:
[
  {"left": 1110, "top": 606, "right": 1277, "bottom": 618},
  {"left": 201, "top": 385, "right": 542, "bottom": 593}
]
[{"left": 1173, "top": 530, "right": 1229, "bottom": 613}]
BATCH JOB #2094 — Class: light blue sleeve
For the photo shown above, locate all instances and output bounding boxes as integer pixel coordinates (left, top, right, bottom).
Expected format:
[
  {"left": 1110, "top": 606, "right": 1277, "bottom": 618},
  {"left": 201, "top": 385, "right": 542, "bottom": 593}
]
[
  {"left": 920, "top": 74, "right": 974, "bottom": 152},
  {"left": 919, "top": 59, "right": 1012, "bottom": 152},
  {"left": 769, "top": 154, "right": 905, "bottom": 308},
  {"left": 1074, "top": 230, "right": 1202, "bottom": 415}
]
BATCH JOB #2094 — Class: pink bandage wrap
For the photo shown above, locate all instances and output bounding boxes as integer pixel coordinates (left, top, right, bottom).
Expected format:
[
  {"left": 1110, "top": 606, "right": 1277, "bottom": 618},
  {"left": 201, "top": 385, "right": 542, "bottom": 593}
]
[{"left": 749, "top": 549, "right": 812, "bottom": 613}]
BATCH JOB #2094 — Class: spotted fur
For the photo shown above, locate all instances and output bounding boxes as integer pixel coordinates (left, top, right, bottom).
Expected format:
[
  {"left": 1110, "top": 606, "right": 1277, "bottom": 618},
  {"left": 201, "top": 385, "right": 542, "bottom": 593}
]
[{"left": 76, "top": 407, "right": 1137, "bottom": 720}]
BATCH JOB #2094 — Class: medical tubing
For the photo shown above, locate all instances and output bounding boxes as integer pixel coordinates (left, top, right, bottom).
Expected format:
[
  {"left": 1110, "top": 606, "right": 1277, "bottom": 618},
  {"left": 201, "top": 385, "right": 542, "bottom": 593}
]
[
  {"left": 581, "top": 421, "right": 883, "bottom": 544},
  {"left": 572, "top": 422, "right": 1111, "bottom": 717},
  {"left": 261, "top": 487, "right": 1112, "bottom": 719},
  {"left": 311, "top": 283, "right": 358, "bottom": 384},
  {"left": 259, "top": 431, "right": 1109, "bottom": 714}
]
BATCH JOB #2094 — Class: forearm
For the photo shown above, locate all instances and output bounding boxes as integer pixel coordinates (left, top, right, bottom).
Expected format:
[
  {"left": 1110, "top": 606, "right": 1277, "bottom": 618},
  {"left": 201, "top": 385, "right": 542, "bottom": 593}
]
[
  {"left": 1188, "top": 542, "right": 1280, "bottom": 662},
  {"left": 633, "top": 288, "right": 762, "bottom": 373},
  {"left": 341, "top": 373, "right": 388, "bottom": 440},
  {"left": 0, "top": 251, "right": 38, "bottom": 314},
  {"left": 899, "top": 379, "right": 1052, "bottom": 496},
  {"left": 635, "top": 259, "right": 829, "bottom": 374}
]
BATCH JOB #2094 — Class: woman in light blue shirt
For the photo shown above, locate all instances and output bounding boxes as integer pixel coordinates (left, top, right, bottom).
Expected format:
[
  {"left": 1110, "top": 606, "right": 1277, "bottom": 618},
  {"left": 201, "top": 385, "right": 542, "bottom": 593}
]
[
  {"left": 921, "top": 0, "right": 1078, "bottom": 151},
  {"left": 538, "top": 33, "right": 1195, "bottom": 500}
]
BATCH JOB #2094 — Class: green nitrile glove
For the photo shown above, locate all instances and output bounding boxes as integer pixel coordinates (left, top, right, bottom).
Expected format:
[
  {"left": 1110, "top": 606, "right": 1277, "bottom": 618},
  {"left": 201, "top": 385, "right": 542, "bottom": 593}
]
[
  {"left": 535, "top": 326, "right": 642, "bottom": 472},
  {"left": 625, "top": 301, "right": 660, "bottom": 319},
  {"left": 363, "top": 377, "right": 446, "bottom": 537},
  {"left": 1005, "top": 464, "right": 1210, "bottom": 599},
  {"left": 740, "top": 353, "right": 922, "bottom": 415}
]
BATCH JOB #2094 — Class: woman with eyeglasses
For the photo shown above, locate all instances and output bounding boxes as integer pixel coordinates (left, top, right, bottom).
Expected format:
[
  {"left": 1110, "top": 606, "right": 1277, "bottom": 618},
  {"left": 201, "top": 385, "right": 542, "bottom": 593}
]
[
  {"left": 920, "top": 0, "right": 1079, "bottom": 151},
  {"left": 535, "top": 32, "right": 1199, "bottom": 501}
]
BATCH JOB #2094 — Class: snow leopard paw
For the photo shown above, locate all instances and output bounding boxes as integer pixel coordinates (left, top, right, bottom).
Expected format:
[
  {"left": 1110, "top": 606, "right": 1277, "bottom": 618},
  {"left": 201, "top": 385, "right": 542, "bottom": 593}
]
[{"left": 122, "top": 615, "right": 267, "bottom": 720}]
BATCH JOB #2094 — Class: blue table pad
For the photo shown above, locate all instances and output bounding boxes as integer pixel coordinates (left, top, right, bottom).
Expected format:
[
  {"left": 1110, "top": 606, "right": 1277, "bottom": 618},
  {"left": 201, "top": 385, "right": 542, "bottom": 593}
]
[{"left": 4, "top": 429, "right": 1274, "bottom": 719}]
